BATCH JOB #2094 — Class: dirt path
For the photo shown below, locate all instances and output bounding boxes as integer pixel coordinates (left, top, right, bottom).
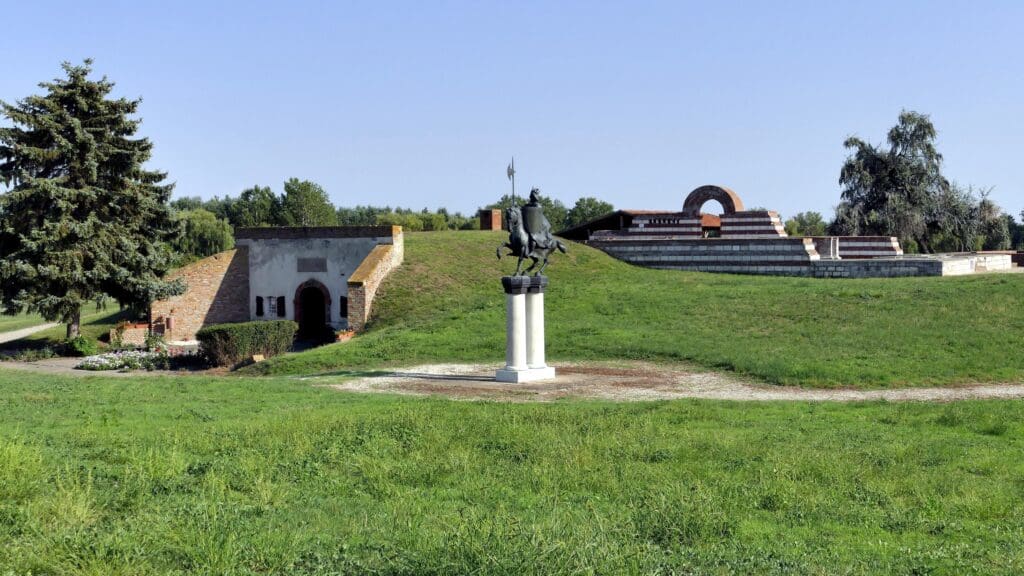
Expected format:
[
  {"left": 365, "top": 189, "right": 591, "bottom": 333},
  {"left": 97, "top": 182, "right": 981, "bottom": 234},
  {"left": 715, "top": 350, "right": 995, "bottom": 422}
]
[
  {"left": 312, "top": 362, "right": 1024, "bottom": 403},
  {"left": 0, "top": 357, "right": 177, "bottom": 377},
  {"left": 3, "top": 359, "right": 1022, "bottom": 402},
  {"left": 0, "top": 323, "right": 59, "bottom": 345}
]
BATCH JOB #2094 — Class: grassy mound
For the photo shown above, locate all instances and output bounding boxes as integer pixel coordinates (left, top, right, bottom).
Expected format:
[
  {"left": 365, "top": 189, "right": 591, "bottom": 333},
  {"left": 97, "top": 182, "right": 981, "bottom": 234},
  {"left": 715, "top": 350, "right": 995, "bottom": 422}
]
[
  {"left": 1, "top": 370, "right": 1022, "bottom": 574},
  {"left": 253, "top": 231, "right": 1024, "bottom": 388}
]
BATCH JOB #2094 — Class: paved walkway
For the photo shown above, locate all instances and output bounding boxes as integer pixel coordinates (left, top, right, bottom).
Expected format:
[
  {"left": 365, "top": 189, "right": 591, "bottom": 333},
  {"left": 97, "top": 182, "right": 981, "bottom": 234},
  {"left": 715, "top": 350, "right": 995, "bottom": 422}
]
[{"left": 0, "top": 323, "right": 59, "bottom": 345}]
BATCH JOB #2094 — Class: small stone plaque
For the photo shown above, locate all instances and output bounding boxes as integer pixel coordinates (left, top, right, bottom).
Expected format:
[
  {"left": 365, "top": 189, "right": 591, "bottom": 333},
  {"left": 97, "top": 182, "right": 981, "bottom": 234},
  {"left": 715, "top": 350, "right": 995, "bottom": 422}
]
[{"left": 297, "top": 258, "right": 327, "bottom": 273}]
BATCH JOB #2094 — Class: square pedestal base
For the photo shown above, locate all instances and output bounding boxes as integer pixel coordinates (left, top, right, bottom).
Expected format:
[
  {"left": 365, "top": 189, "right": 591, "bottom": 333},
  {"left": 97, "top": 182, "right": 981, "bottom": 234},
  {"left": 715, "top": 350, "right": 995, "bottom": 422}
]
[{"left": 495, "top": 366, "right": 556, "bottom": 383}]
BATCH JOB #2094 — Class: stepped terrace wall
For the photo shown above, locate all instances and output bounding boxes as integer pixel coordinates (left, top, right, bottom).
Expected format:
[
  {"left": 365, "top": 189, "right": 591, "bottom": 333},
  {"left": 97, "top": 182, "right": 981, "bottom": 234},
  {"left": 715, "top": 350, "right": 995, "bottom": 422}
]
[
  {"left": 807, "top": 236, "right": 903, "bottom": 259},
  {"left": 589, "top": 235, "right": 820, "bottom": 276},
  {"left": 589, "top": 234, "right": 1013, "bottom": 278}
]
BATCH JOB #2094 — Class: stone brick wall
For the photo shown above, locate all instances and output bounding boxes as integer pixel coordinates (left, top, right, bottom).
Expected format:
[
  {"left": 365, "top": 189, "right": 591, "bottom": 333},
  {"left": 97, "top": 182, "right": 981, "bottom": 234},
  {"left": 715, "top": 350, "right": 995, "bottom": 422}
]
[
  {"left": 615, "top": 210, "right": 786, "bottom": 239},
  {"left": 109, "top": 323, "right": 149, "bottom": 348},
  {"left": 346, "top": 231, "right": 404, "bottom": 332},
  {"left": 589, "top": 237, "right": 820, "bottom": 276},
  {"left": 150, "top": 248, "right": 250, "bottom": 341},
  {"left": 807, "top": 236, "right": 903, "bottom": 259},
  {"left": 589, "top": 235, "right": 1012, "bottom": 278},
  {"left": 719, "top": 211, "right": 787, "bottom": 238},
  {"left": 811, "top": 259, "right": 942, "bottom": 278},
  {"left": 810, "top": 254, "right": 1011, "bottom": 278}
]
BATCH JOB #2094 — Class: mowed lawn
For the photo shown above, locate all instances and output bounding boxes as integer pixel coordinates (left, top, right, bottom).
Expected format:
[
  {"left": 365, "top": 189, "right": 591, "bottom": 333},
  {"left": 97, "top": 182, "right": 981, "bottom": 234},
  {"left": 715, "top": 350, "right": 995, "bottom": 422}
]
[
  {"left": 0, "top": 306, "right": 130, "bottom": 351},
  {"left": 0, "top": 370, "right": 1022, "bottom": 575},
  {"left": 253, "top": 231, "right": 1024, "bottom": 388},
  {"left": 0, "top": 312, "right": 46, "bottom": 334}
]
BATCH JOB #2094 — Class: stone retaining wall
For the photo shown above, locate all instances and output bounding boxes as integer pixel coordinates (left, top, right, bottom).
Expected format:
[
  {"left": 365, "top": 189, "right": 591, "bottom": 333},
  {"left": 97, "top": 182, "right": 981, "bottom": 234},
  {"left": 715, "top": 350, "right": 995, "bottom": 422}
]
[{"left": 812, "top": 254, "right": 1011, "bottom": 278}]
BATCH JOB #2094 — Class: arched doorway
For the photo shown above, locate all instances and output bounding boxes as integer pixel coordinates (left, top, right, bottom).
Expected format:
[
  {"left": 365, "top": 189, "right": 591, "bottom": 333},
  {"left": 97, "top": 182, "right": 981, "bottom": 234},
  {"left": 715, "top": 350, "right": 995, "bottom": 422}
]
[{"left": 294, "top": 280, "right": 331, "bottom": 339}]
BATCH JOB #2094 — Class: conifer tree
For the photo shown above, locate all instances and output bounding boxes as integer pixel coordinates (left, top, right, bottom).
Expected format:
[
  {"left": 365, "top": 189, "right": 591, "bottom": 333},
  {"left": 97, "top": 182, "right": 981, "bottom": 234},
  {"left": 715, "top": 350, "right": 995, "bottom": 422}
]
[{"left": 0, "top": 60, "right": 183, "bottom": 338}]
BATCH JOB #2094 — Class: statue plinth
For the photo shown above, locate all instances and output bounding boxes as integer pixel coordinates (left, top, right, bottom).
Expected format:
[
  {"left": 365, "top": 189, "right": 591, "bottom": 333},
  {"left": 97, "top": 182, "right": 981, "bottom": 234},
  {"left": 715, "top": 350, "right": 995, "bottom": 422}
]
[{"left": 496, "top": 275, "right": 556, "bottom": 383}]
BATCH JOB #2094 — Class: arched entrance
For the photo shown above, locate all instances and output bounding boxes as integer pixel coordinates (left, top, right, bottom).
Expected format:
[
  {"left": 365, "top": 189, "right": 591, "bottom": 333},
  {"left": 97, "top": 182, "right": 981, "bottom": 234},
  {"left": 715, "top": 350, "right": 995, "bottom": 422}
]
[
  {"left": 294, "top": 279, "right": 331, "bottom": 339},
  {"left": 682, "top": 185, "right": 745, "bottom": 217}
]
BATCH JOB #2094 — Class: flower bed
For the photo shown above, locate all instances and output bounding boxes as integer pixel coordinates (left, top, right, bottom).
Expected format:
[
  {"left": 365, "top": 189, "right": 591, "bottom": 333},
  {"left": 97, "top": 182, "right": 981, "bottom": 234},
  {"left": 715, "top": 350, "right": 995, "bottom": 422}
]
[{"left": 76, "top": 350, "right": 170, "bottom": 372}]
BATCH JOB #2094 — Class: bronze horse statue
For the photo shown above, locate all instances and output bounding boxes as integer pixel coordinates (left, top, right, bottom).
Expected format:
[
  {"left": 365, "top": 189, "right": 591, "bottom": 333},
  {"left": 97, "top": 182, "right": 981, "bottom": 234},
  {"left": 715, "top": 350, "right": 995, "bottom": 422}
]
[{"left": 497, "top": 189, "right": 567, "bottom": 276}]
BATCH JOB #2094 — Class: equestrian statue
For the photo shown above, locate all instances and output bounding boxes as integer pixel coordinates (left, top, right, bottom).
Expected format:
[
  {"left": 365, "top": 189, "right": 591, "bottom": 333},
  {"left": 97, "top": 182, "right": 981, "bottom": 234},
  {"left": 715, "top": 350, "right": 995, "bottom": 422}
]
[{"left": 497, "top": 188, "right": 567, "bottom": 276}]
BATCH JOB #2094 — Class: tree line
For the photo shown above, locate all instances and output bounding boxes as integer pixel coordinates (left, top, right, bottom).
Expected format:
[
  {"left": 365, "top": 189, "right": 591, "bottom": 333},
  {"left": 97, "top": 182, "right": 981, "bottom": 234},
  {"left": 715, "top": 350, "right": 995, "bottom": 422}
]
[
  {"left": 170, "top": 185, "right": 616, "bottom": 263},
  {"left": 784, "top": 111, "right": 1022, "bottom": 253},
  {"left": 1, "top": 62, "right": 1020, "bottom": 340}
]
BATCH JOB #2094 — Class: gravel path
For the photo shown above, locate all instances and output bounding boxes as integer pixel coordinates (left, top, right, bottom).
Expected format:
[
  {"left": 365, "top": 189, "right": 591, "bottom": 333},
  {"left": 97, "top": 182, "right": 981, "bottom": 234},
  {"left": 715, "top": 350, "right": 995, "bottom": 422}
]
[
  {"left": 0, "top": 357, "right": 177, "bottom": 377},
  {"left": 312, "top": 362, "right": 1024, "bottom": 403},
  {"left": 0, "top": 323, "right": 59, "bottom": 345},
  {"left": 3, "top": 358, "right": 1022, "bottom": 402}
]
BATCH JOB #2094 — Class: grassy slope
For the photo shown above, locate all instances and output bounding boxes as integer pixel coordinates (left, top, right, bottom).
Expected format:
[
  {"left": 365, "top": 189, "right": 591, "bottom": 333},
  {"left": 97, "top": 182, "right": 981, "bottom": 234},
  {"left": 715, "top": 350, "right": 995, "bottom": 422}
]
[
  {"left": 0, "top": 370, "right": 1022, "bottom": 574},
  {"left": 1, "top": 306, "right": 131, "bottom": 350},
  {"left": 0, "top": 312, "right": 46, "bottom": 333},
  {"left": 255, "top": 231, "right": 1024, "bottom": 388}
]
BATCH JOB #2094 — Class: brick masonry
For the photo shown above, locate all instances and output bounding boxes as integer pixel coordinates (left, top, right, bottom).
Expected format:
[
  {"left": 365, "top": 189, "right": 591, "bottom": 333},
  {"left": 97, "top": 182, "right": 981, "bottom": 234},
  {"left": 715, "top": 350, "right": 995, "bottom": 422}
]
[
  {"left": 110, "top": 323, "right": 149, "bottom": 348},
  {"left": 150, "top": 248, "right": 250, "bottom": 341},
  {"left": 347, "top": 230, "right": 405, "bottom": 332},
  {"left": 479, "top": 209, "right": 502, "bottom": 230}
]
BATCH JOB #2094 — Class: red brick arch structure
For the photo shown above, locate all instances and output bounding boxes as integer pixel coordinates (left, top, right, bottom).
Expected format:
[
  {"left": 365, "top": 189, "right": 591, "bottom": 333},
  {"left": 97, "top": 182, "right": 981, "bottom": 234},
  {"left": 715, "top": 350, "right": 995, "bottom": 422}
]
[{"left": 682, "top": 185, "right": 745, "bottom": 217}]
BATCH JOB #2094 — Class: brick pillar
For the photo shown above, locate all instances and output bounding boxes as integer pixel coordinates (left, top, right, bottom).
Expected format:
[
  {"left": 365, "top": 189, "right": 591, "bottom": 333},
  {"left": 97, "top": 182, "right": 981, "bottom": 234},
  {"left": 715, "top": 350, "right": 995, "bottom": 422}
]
[{"left": 479, "top": 209, "right": 502, "bottom": 230}]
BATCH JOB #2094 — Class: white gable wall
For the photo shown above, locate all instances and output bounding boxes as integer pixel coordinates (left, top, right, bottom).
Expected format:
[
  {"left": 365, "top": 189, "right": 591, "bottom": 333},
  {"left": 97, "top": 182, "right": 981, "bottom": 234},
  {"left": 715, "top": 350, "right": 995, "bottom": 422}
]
[{"left": 236, "top": 236, "right": 391, "bottom": 328}]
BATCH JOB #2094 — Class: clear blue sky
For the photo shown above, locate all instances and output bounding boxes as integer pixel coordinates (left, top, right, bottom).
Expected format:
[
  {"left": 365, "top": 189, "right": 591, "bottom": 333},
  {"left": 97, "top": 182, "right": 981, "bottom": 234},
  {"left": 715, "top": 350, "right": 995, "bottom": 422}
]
[{"left": 2, "top": 1, "right": 1021, "bottom": 220}]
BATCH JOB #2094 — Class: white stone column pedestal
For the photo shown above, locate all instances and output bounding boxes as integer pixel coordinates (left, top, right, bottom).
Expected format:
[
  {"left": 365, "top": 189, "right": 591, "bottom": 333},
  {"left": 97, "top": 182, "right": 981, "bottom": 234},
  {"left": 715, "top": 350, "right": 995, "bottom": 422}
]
[{"left": 496, "top": 275, "right": 556, "bottom": 383}]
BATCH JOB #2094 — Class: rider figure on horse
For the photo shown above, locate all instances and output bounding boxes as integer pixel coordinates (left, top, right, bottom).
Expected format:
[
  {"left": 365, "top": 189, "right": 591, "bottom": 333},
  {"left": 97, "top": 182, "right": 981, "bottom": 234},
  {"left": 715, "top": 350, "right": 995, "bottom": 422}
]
[{"left": 497, "top": 188, "right": 567, "bottom": 276}]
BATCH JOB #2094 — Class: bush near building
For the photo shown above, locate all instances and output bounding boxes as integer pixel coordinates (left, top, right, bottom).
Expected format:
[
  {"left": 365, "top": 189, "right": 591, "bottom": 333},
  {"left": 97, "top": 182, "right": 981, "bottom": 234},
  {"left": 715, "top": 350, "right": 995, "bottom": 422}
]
[{"left": 196, "top": 320, "right": 297, "bottom": 367}]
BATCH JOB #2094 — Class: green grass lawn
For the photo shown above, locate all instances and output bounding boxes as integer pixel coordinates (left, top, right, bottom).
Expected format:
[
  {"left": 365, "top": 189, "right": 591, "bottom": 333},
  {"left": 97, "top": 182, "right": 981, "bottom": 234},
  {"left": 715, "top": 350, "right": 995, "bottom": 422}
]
[
  {"left": 252, "top": 231, "right": 1024, "bottom": 388},
  {"left": 0, "top": 306, "right": 131, "bottom": 351},
  {"left": 0, "top": 369, "right": 1022, "bottom": 574},
  {"left": 0, "top": 312, "right": 47, "bottom": 333}
]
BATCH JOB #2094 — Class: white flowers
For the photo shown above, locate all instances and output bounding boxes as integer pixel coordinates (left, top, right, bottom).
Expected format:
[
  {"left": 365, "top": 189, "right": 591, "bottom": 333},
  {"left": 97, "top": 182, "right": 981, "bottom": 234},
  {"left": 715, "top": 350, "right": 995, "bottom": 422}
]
[{"left": 76, "top": 350, "right": 168, "bottom": 371}]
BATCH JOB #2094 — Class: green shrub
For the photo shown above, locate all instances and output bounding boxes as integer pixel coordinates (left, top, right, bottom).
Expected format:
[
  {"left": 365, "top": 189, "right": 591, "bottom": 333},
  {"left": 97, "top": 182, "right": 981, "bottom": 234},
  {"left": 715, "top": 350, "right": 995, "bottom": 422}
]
[
  {"left": 196, "top": 320, "right": 297, "bottom": 367},
  {"left": 1, "top": 347, "right": 58, "bottom": 362},
  {"left": 64, "top": 336, "right": 99, "bottom": 357},
  {"left": 144, "top": 332, "right": 167, "bottom": 352}
]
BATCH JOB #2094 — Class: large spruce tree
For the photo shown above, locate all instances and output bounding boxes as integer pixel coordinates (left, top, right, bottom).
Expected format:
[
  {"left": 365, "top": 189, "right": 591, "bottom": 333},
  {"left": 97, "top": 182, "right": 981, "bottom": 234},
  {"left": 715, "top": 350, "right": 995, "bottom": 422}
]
[{"left": 0, "top": 60, "right": 182, "bottom": 338}]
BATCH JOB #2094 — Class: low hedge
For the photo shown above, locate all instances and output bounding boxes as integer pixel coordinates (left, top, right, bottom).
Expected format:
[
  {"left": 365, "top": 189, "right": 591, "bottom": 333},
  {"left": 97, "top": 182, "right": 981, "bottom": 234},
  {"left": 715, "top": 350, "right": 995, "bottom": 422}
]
[{"left": 196, "top": 320, "right": 297, "bottom": 367}]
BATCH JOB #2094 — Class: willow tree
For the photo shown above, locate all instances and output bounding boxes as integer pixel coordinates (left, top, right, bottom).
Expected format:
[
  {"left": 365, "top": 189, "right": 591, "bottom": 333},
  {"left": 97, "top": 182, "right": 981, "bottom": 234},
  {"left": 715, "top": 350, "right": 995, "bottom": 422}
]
[
  {"left": 0, "top": 60, "right": 182, "bottom": 338},
  {"left": 832, "top": 110, "right": 950, "bottom": 252}
]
